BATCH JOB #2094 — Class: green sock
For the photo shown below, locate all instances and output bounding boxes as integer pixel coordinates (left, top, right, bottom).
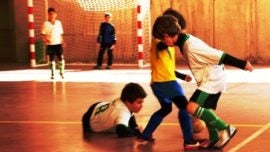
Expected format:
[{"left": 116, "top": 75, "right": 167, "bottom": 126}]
[
  {"left": 207, "top": 124, "right": 219, "bottom": 141},
  {"left": 49, "top": 61, "right": 56, "bottom": 76},
  {"left": 194, "top": 107, "right": 228, "bottom": 131},
  {"left": 59, "top": 60, "right": 65, "bottom": 74}
]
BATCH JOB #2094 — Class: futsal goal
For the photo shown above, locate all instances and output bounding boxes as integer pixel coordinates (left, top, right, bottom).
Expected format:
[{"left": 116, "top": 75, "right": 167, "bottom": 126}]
[{"left": 28, "top": 0, "right": 151, "bottom": 67}]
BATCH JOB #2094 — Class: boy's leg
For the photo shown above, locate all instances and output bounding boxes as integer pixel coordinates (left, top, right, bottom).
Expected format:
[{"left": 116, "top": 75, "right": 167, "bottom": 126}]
[
  {"left": 82, "top": 102, "right": 100, "bottom": 132},
  {"left": 106, "top": 48, "right": 113, "bottom": 69},
  {"left": 94, "top": 44, "right": 106, "bottom": 69},
  {"left": 190, "top": 90, "right": 228, "bottom": 131},
  {"left": 172, "top": 96, "right": 201, "bottom": 150},
  {"left": 55, "top": 45, "right": 64, "bottom": 78},
  {"left": 56, "top": 53, "right": 65, "bottom": 78},
  {"left": 106, "top": 43, "right": 114, "bottom": 69},
  {"left": 58, "top": 57, "right": 65, "bottom": 78},
  {"left": 47, "top": 46, "right": 55, "bottom": 79},
  {"left": 138, "top": 98, "right": 172, "bottom": 142},
  {"left": 203, "top": 92, "right": 221, "bottom": 144},
  {"left": 190, "top": 90, "right": 237, "bottom": 148},
  {"left": 49, "top": 61, "right": 56, "bottom": 79}
]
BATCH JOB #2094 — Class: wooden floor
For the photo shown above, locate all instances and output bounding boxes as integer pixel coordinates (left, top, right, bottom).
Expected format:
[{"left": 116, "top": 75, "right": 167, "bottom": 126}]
[{"left": 0, "top": 64, "right": 269, "bottom": 152}]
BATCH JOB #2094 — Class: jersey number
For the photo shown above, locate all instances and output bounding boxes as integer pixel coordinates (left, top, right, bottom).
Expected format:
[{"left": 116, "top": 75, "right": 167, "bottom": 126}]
[{"left": 94, "top": 103, "right": 110, "bottom": 116}]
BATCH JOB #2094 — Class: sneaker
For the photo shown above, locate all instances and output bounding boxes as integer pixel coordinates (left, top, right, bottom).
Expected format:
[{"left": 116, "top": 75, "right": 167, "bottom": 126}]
[
  {"left": 105, "top": 65, "right": 111, "bottom": 69},
  {"left": 214, "top": 125, "right": 237, "bottom": 148},
  {"left": 93, "top": 65, "right": 101, "bottom": 69},
  {"left": 137, "top": 135, "right": 155, "bottom": 143},
  {"left": 184, "top": 140, "right": 200, "bottom": 150},
  {"left": 199, "top": 139, "right": 220, "bottom": 149},
  {"left": 197, "top": 139, "right": 210, "bottom": 148}
]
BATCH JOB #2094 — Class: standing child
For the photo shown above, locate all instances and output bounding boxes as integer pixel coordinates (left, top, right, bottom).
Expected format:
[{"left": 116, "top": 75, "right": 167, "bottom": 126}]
[
  {"left": 82, "top": 82, "right": 146, "bottom": 138},
  {"left": 154, "top": 14, "right": 253, "bottom": 149},
  {"left": 137, "top": 16, "right": 203, "bottom": 150},
  {"left": 41, "top": 7, "right": 65, "bottom": 79},
  {"left": 93, "top": 12, "right": 116, "bottom": 70}
]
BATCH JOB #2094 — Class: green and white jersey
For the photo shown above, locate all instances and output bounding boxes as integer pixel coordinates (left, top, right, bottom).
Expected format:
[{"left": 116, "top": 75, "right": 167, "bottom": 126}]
[
  {"left": 90, "top": 98, "right": 132, "bottom": 132},
  {"left": 181, "top": 34, "right": 226, "bottom": 94}
]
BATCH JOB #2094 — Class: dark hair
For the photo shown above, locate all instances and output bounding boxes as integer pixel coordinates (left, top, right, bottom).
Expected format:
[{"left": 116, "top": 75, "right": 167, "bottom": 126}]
[
  {"left": 163, "top": 8, "right": 186, "bottom": 29},
  {"left": 48, "top": 7, "right": 56, "bottom": 13},
  {"left": 120, "top": 82, "right": 147, "bottom": 103},
  {"left": 152, "top": 15, "right": 180, "bottom": 39},
  {"left": 104, "top": 12, "right": 112, "bottom": 18}
]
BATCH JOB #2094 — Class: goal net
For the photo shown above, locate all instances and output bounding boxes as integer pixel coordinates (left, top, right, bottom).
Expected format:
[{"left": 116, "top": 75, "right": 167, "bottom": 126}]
[{"left": 32, "top": 0, "right": 151, "bottom": 65}]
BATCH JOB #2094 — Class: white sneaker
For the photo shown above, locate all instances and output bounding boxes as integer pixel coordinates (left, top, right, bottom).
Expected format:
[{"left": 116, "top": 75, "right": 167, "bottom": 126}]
[{"left": 214, "top": 125, "right": 237, "bottom": 148}]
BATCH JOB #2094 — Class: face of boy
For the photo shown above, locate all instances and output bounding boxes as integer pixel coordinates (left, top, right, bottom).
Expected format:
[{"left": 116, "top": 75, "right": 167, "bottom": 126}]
[
  {"left": 48, "top": 12, "right": 57, "bottom": 22},
  {"left": 126, "top": 98, "right": 144, "bottom": 113},
  {"left": 162, "top": 34, "right": 178, "bottom": 46},
  {"left": 105, "top": 16, "right": 112, "bottom": 22}
]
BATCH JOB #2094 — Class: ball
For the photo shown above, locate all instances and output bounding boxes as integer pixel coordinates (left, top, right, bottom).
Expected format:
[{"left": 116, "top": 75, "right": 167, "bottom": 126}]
[{"left": 192, "top": 116, "right": 206, "bottom": 133}]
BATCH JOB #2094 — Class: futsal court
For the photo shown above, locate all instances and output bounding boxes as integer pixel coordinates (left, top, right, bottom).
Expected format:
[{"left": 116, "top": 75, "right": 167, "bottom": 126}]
[{"left": 0, "top": 64, "right": 269, "bottom": 152}]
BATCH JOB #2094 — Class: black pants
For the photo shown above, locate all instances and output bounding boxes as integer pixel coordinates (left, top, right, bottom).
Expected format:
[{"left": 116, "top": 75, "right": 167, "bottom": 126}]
[
  {"left": 82, "top": 102, "right": 100, "bottom": 132},
  {"left": 96, "top": 43, "right": 114, "bottom": 66}
]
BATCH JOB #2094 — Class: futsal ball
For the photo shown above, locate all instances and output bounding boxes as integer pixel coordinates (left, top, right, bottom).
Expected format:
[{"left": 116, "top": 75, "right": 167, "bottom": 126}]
[{"left": 192, "top": 116, "right": 206, "bottom": 133}]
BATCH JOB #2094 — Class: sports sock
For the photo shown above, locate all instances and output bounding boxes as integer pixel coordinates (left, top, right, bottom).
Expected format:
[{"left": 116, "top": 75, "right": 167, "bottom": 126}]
[
  {"left": 194, "top": 107, "right": 228, "bottom": 131},
  {"left": 178, "top": 109, "right": 193, "bottom": 143},
  {"left": 49, "top": 61, "right": 56, "bottom": 76},
  {"left": 206, "top": 124, "right": 219, "bottom": 141},
  {"left": 141, "top": 112, "right": 163, "bottom": 139},
  {"left": 59, "top": 60, "right": 65, "bottom": 74}
]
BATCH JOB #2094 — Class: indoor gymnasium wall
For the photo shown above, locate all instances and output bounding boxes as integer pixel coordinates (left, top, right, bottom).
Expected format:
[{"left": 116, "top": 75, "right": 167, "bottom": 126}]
[
  {"left": 2, "top": 0, "right": 270, "bottom": 64},
  {"left": 150, "top": 0, "right": 270, "bottom": 64}
]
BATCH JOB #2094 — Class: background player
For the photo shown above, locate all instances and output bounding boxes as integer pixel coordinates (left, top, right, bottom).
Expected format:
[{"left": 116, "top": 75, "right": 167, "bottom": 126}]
[
  {"left": 93, "top": 12, "right": 116, "bottom": 70},
  {"left": 41, "top": 7, "right": 66, "bottom": 79}
]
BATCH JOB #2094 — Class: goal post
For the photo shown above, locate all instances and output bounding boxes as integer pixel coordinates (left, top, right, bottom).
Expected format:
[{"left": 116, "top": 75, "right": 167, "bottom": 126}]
[{"left": 30, "top": 0, "right": 151, "bottom": 68}]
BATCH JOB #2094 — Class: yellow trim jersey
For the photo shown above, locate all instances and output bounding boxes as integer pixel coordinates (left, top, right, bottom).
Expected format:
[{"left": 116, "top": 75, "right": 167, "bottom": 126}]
[{"left": 150, "top": 39, "right": 177, "bottom": 82}]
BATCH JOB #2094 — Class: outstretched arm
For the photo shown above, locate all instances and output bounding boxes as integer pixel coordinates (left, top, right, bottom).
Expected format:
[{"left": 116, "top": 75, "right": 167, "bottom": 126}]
[{"left": 219, "top": 53, "right": 253, "bottom": 72}]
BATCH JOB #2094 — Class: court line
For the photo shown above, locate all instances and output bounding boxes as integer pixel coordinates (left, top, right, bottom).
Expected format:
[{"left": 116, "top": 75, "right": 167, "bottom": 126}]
[
  {"left": 0, "top": 120, "right": 265, "bottom": 128},
  {"left": 228, "top": 122, "right": 270, "bottom": 152}
]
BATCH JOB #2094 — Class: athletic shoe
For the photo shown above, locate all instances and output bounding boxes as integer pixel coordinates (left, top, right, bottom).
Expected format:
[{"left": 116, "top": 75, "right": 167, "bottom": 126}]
[
  {"left": 184, "top": 140, "right": 200, "bottom": 150},
  {"left": 93, "top": 65, "right": 101, "bottom": 69},
  {"left": 137, "top": 135, "right": 155, "bottom": 143},
  {"left": 214, "top": 125, "right": 237, "bottom": 148},
  {"left": 199, "top": 139, "right": 220, "bottom": 149},
  {"left": 106, "top": 66, "right": 111, "bottom": 69},
  {"left": 197, "top": 139, "right": 210, "bottom": 148}
]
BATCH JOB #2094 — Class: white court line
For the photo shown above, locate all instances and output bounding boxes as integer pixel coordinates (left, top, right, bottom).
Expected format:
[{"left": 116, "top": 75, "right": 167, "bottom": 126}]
[{"left": 228, "top": 122, "right": 270, "bottom": 152}]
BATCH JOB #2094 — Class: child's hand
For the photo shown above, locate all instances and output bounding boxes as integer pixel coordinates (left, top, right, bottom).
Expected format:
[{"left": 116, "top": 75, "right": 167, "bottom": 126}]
[
  {"left": 185, "top": 75, "right": 192, "bottom": 82},
  {"left": 245, "top": 61, "right": 253, "bottom": 72}
]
